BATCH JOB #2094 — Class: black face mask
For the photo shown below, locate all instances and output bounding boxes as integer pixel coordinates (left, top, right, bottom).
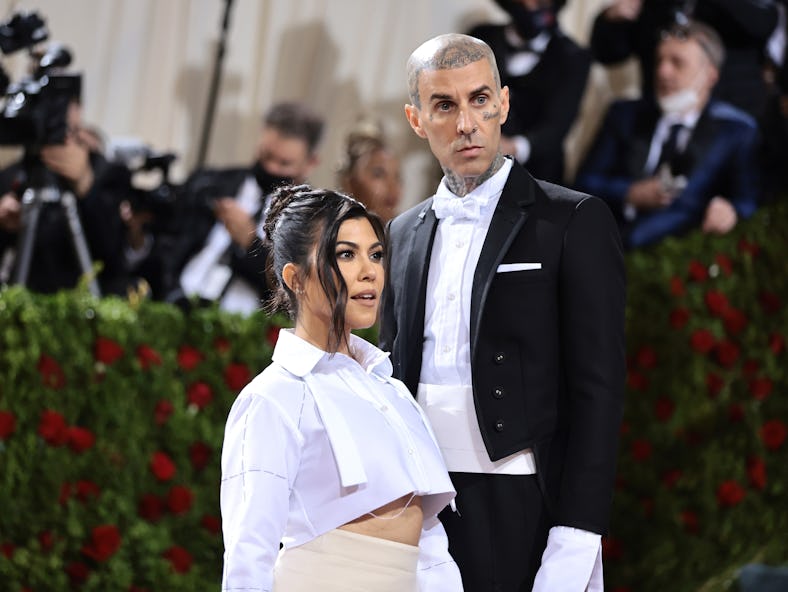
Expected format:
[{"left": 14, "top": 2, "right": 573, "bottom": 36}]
[
  {"left": 251, "top": 162, "right": 292, "bottom": 195},
  {"left": 495, "top": 1, "right": 556, "bottom": 39}
]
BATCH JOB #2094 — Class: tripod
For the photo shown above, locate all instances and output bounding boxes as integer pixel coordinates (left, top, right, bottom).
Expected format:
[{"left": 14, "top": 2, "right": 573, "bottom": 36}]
[{"left": 11, "top": 157, "right": 101, "bottom": 297}]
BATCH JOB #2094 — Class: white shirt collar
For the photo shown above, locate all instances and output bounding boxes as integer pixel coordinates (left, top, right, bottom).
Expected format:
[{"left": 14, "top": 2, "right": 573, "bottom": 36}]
[{"left": 272, "top": 329, "right": 392, "bottom": 378}]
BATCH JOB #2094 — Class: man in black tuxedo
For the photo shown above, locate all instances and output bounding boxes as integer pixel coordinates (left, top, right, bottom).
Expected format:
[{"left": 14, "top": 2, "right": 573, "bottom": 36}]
[
  {"left": 469, "top": 0, "right": 591, "bottom": 184},
  {"left": 165, "top": 101, "right": 324, "bottom": 314},
  {"left": 380, "top": 33, "right": 625, "bottom": 591}
]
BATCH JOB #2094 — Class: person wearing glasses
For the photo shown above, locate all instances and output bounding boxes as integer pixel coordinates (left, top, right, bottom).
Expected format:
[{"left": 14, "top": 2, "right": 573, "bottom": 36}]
[{"left": 575, "top": 19, "right": 761, "bottom": 249}]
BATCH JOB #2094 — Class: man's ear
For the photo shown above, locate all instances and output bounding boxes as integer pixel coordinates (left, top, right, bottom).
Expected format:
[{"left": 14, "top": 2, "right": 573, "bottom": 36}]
[
  {"left": 282, "top": 262, "right": 299, "bottom": 294},
  {"left": 405, "top": 104, "right": 427, "bottom": 139},
  {"left": 499, "top": 86, "right": 511, "bottom": 126}
]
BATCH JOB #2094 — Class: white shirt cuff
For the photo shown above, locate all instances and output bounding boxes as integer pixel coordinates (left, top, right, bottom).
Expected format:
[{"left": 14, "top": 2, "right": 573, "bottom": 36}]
[{"left": 532, "top": 525, "right": 603, "bottom": 592}]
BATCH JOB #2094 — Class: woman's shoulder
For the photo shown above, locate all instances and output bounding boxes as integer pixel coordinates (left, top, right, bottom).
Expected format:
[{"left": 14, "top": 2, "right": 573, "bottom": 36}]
[{"left": 232, "top": 363, "right": 311, "bottom": 418}]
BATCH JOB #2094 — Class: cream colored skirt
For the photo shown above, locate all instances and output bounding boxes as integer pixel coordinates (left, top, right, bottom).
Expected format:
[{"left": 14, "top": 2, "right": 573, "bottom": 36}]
[{"left": 273, "top": 528, "right": 419, "bottom": 592}]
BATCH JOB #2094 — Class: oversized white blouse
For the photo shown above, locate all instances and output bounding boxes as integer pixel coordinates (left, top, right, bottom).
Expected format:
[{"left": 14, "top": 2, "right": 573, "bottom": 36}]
[{"left": 220, "top": 329, "right": 460, "bottom": 592}]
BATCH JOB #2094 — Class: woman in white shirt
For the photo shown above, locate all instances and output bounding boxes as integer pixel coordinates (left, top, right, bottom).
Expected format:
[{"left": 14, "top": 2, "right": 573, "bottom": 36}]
[{"left": 220, "top": 184, "right": 461, "bottom": 591}]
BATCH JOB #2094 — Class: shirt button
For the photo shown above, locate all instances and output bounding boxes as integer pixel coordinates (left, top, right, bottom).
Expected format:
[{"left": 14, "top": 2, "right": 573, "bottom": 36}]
[
  {"left": 380, "top": 405, "right": 388, "bottom": 412},
  {"left": 455, "top": 240, "right": 464, "bottom": 248},
  {"left": 408, "top": 449, "right": 414, "bottom": 455},
  {"left": 495, "top": 419, "right": 505, "bottom": 432},
  {"left": 448, "top": 293, "right": 456, "bottom": 301},
  {"left": 494, "top": 352, "right": 505, "bottom": 364},
  {"left": 493, "top": 387, "right": 505, "bottom": 399},
  {"left": 443, "top": 345, "right": 452, "bottom": 353}
]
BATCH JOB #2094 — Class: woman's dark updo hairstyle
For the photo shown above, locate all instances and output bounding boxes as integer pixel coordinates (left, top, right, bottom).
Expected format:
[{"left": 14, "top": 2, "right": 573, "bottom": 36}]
[{"left": 263, "top": 184, "right": 385, "bottom": 353}]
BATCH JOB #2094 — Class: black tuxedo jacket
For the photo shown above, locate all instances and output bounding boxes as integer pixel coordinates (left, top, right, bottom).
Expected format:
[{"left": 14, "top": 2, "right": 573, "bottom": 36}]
[{"left": 380, "top": 163, "right": 626, "bottom": 534}]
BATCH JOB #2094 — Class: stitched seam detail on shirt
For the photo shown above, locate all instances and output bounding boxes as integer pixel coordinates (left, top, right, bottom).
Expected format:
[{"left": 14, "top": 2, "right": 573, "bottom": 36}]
[
  {"left": 221, "top": 469, "right": 287, "bottom": 482},
  {"left": 419, "top": 559, "right": 456, "bottom": 570},
  {"left": 296, "top": 383, "right": 306, "bottom": 430}
]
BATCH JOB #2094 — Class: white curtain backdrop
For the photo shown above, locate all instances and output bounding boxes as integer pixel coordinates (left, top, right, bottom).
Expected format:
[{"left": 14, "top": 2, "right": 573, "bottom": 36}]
[{"left": 0, "top": 0, "right": 635, "bottom": 208}]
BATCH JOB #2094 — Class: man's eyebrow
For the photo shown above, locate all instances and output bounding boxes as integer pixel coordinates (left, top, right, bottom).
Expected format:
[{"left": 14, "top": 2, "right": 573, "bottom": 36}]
[
  {"left": 429, "top": 92, "right": 454, "bottom": 103},
  {"left": 469, "top": 84, "right": 493, "bottom": 96}
]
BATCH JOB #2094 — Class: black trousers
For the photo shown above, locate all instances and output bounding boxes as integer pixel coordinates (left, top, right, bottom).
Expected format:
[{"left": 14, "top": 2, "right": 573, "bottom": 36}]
[{"left": 438, "top": 472, "right": 551, "bottom": 592}]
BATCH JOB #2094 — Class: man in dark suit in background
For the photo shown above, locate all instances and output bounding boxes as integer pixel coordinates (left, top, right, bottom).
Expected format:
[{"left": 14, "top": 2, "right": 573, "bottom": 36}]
[
  {"left": 380, "top": 33, "right": 625, "bottom": 591},
  {"left": 165, "top": 101, "right": 323, "bottom": 314},
  {"left": 469, "top": 0, "right": 591, "bottom": 184},
  {"left": 575, "top": 20, "right": 760, "bottom": 249}
]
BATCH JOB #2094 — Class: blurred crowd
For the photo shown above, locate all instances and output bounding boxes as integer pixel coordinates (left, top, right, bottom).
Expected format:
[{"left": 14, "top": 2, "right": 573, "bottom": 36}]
[{"left": 1, "top": 0, "right": 786, "bottom": 314}]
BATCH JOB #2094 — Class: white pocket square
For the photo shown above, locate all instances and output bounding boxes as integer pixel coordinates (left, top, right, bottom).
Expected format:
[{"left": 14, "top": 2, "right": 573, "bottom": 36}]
[{"left": 496, "top": 263, "right": 542, "bottom": 273}]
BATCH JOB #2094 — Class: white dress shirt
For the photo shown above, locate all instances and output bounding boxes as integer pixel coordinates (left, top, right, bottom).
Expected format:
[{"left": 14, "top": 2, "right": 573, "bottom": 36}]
[
  {"left": 421, "top": 159, "right": 603, "bottom": 591},
  {"left": 220, "top": 330, "right": 459, "bottom": 592}
]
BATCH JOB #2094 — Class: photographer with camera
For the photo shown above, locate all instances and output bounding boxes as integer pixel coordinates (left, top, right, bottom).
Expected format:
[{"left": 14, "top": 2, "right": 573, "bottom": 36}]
[
  {"left": 0, "top": 97, "right": 129, "bottom": 294},
  {"left": 164, "top": 101, "right": 324, "bottom": 315},
  {"left": 0, "top": 11, "right": 130, "bottom": 295}
]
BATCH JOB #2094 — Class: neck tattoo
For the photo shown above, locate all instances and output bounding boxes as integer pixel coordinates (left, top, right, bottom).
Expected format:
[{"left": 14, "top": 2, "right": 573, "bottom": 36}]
[{"left": 443, "top": 153, "right": 505, "bottom": 196}]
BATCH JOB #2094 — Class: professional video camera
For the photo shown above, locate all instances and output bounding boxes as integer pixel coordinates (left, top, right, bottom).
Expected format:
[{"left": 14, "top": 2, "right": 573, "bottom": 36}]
[{"left": 0, "top": 10, "right": 82, "bottom": 148}]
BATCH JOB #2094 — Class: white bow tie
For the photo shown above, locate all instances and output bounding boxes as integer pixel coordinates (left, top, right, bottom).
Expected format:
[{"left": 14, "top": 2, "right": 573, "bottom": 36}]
[{"left": 432, "top": 193, "right": 482, "bottom": 220}]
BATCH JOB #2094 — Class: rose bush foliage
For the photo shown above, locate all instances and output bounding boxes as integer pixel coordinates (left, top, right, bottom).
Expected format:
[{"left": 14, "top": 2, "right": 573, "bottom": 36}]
[{"left": 0, "top": 201, "right": 786, "bottom": 591}]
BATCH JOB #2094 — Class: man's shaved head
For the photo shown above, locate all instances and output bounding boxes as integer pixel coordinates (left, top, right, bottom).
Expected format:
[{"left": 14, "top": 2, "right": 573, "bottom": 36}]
[{"left": 407, "top": 33, "right": 501, "bottom": 108}]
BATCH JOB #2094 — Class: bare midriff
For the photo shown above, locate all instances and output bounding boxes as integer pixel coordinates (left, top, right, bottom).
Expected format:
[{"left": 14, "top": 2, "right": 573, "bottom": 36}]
[{"left": 339, "top": 493, "right": 423, "bottom": 546}]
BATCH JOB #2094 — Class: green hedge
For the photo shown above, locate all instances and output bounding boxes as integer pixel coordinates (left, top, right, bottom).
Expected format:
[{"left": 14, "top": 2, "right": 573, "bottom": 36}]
[{"left": 1, "top": 202, "right": 786, "bottom": 591}]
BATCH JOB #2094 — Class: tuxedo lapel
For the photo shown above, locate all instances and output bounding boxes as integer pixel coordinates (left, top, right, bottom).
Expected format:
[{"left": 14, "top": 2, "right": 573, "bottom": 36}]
[
  {"left": 402, "top": 201, "right": 438, "bottom": 362},
  {"left": 470, "top": 165, "right": 534, "bottom": 356}
]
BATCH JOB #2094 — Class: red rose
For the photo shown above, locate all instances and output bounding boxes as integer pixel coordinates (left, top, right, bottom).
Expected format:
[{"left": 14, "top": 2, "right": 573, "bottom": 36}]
[
  {"left": 266, "top": 325, "right": 281, "bottom": 346},
  {"left": 662, "top": 469, "right": 682, "bottom": 489},
  {"left": 626, "top": 370, "right": 648, "bottom": 392},
  {"left": 166, "top": 485, "right": 194, "bottom": 515},
  {"left": 162, "top": 545, "right": 193, "bottom": 573},
  {"left": 631, "top": 439, "right": 652, "bottom": 461},
  {"left": 65, "top": 561, "right": 90, "bottom": 586},
  {"left": 602, "top": 536, "right": 623, "bottom": 561},
  {"left": 154, "top": 399, "right": 174, "bottom": 425},
  {"left": 150, "top": 451, "right": 177, "bottom": 481},
  {"left": 635, "top": 346, "right": 657, "bottom": 369},
  {"left": 738, "top": 238, "right": 760, "bottom": 256},
  {"left": 716, "top": 480, "right": 745, "bottom": 507},
  {"left": 224, "top": 363, "right": 251, "bottom": 391},
  {"left": 136, "top": 345, "right": 162, "bottom": 370},
  {"left": 704, "top": 290, "right": 729, "bottom": 316},
  {"left": 689, "top": 329, "right": 715, "bottom": 354},
  {"left": 37, "top": 354, "right": 66, "bottom": 389},
  {"left": 38, "top": 530, "right": 54, "bottom": 551},
  {"left": 138, "top": 494, "right": 164, "bottom": 523},
  {"left": 759, "top": 291, "right": 782, "bottom": 315},
  {"left": 95, "top": 336, "right": 124, "bottom": 365},
  {"left": 669, "top": 276, "right": 685, "bottom": 297},
  {"left": 0, "top": 410, "right": 16, "bottom": 440},
  {"left": 38, "top": 409, "right": 68, "bottom": 446},
  {"left": 747, "top": 457, "right": 767, "bottom": 490},
  {"left": 189, "top": 441, "right": 212, "bottom": 471},
  {"left": 201, "top": 515, "right": 221, "bottom": 535},
  {"left": 75, "top": 480, "right": 101, "bottom": 503},
  {"left": 722, "top": 308, "right": 748, "bottom": 336},
  {"left": 769, "top": 333, "right": 785, "bottom": 355},
  {"left": 742, "top": 359, "right": 760, "bottom": 377},
  {"left": 714, "top": 253, "right": 733, "bottom": 276},
  {"left": 177, "top": 345, "right": 203, "bottom": 371},
  {"left": 1, "top": 542, "right": 15, "bottom": 558},
  {"left": 669, "top": 307, "right": 690, "bottom": 329},
  {"left": 654, "top": 396, "right": 674, "bottom": 422},
  {"left": 186, "top": 381, "right": 213, "bottom": 410},
  {"left": 214, "top": 337, "right": 231, "bottom": 354},
  {"left": 760, "top": 419, "right": 787, "bottom": 451},
  {"left": 715, "top": 340, "right": 740, "bottom": 368},
  {"left": 67, "top": 426, "right": 96, "bottom": 453},
  {"left": 680, "top": 510, "right": 699, "bottom": 534},
  {"left": 81, "top": 524, "right": 121, "bottom": 563},
  {"left": 688, "top": 260, "right": 708, "bottom": 282},
  {"left": 706, "top": 373, "right": 724, "bottom": 398},
  {"left": 749, "top": 377, "right": 773, "bottom": 401},
  {"left": 728, "top": 403, "right": 745, "bottom": 423}
]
